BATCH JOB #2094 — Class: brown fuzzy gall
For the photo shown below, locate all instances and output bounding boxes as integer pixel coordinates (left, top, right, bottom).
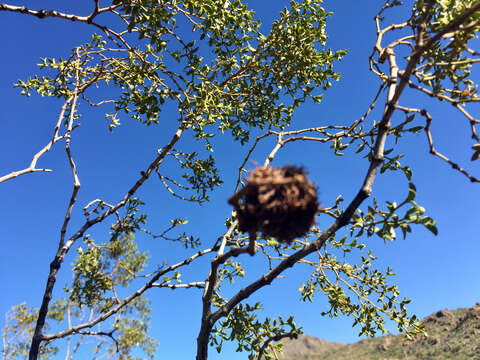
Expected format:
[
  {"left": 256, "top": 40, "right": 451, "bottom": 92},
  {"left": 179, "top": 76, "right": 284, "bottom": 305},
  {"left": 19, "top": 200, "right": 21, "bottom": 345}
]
[{"left": 228, "top": 165, "right": 318, "bottom": 244}]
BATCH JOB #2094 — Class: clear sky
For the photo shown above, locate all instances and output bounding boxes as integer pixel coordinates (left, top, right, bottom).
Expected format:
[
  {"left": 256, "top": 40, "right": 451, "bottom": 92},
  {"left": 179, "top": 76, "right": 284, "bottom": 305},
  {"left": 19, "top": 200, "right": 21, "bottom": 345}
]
[{"left": 1, "top": 1, "right": 479, "bottom": 359}]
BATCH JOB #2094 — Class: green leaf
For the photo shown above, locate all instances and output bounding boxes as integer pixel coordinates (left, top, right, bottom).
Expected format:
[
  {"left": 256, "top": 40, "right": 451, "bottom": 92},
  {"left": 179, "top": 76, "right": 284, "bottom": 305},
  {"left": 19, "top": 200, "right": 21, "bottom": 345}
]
[{"left": 407, "top": 183, "right": 416, "bottom": 201}]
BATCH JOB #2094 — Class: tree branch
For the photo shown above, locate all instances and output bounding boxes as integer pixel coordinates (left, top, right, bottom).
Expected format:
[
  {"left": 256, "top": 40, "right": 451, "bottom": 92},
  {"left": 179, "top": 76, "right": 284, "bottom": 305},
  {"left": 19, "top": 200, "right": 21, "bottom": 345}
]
[
  {"left": 42, "top": 247, "right": 215, "bottom": 342},
  {"left": 152, "top": 282, "right": 205, "bottom": 289},
  {"left": 196, "top": 30, "right": 406, "bottom": 360},
  {"left": 422, "top": 2, "right": 480, "bottom": 51},
  {"left": 0, "top": 3, "right": 127, "bottom": 48},
  {"left": 0, "top": 95, "right": 73, "bottom": 183},
  {"left": 0, "top": 3, "right": 122, "bottom": 22},
  {"left": 396, "top": 105, "right": 480, "bottom": 182},
  {"left": 28, "top": 125, "right": 184, "bottom": 359}
]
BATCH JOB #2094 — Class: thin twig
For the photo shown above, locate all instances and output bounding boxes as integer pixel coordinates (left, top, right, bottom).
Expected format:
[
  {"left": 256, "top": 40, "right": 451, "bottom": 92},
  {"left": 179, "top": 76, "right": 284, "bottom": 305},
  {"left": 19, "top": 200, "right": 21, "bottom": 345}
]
[{"left": 396, "top": 105, "right": 480, "bottom": 183}]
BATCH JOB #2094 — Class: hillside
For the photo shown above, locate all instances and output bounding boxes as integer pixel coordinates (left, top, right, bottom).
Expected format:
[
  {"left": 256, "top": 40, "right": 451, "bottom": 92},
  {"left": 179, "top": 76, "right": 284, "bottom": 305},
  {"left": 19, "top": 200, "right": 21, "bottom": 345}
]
[{"left": 275, "top": 302, "right": 480, "bottom": 360}]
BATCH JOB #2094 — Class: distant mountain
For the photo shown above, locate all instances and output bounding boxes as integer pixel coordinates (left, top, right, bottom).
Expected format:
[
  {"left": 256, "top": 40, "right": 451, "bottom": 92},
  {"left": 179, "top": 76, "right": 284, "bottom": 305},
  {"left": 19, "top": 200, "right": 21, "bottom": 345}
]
[
  {"left": 275, "top": 302, "right": 480, "bottom": 360},
  {"left": 271, "top": 334, "right": 344, "bottom": 359}
]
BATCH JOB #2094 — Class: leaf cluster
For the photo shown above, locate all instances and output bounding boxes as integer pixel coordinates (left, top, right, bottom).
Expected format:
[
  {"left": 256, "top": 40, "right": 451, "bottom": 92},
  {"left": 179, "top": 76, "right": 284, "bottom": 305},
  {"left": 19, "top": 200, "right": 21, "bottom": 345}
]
[{"left": 211, "top": 303, "right": 302, "bottom": 360}]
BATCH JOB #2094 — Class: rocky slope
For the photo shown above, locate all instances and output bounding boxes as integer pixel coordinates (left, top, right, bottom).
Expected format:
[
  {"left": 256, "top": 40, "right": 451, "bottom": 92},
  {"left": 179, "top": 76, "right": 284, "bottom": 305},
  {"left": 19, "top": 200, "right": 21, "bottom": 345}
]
[{"left": 276, "top": 302, "right": 480, "bottom": 360}]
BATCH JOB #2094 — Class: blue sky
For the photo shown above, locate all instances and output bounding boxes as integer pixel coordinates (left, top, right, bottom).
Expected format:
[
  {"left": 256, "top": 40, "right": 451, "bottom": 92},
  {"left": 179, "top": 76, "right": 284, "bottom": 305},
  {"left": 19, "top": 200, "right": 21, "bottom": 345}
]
[{"left": 1, "top": 1, "right": 479, "bottom": 359}]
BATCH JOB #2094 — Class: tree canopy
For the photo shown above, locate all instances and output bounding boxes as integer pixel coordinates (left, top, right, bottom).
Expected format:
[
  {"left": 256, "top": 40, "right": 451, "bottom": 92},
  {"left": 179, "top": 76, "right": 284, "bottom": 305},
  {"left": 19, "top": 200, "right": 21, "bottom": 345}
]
[{"left": 1, "top": 1, "right": 479, "bottom": 359}]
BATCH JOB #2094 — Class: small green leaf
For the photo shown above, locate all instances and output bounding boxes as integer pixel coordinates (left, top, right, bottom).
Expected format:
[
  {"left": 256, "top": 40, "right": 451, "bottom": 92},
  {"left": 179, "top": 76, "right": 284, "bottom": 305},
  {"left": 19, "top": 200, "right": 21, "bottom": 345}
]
[{"left": 407, "top": 183, "right": 416, "bottom": 201}]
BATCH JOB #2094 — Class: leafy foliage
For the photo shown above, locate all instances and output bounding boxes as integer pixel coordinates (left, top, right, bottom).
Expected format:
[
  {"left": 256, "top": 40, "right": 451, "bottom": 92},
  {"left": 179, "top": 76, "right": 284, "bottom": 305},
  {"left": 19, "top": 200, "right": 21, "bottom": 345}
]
[
  {"left": 2, "top": 304, "right": 58, "bottom": 360},
  {"left": 212, "top": 303, "right": 302, "bottom": 360},
  {"left": 1, "top": 0, "right": 479, "bottom": 359}
]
